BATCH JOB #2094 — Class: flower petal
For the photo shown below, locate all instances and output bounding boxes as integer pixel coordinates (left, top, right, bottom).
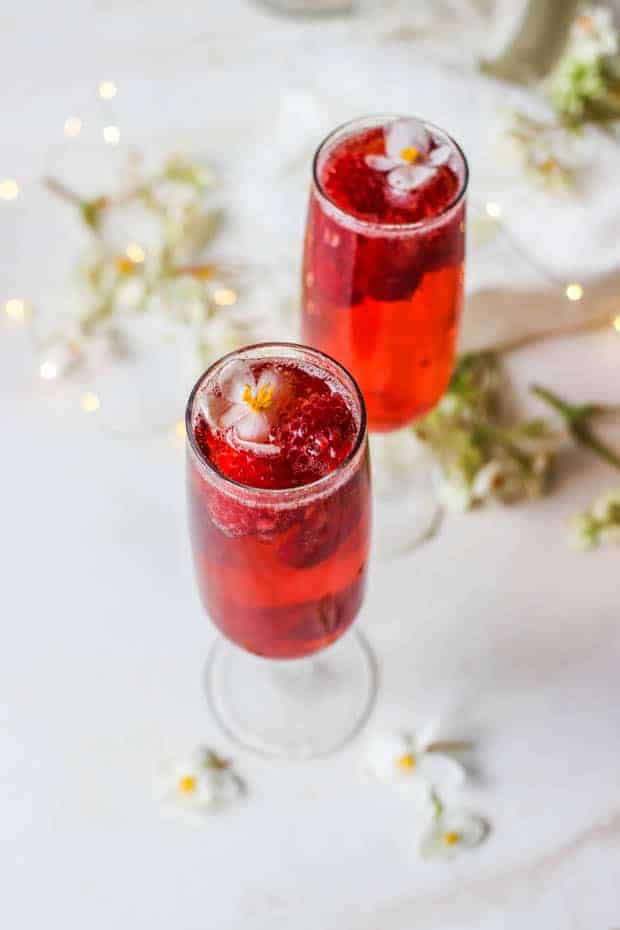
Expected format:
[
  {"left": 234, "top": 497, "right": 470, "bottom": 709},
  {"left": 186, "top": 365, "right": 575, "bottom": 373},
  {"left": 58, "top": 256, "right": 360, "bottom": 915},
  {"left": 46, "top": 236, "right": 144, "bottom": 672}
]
[
  {"left": 235, "top": 410, "right": 271, "bottom": 442},
  {"left": 365, "top": 154, "right": 399, "bottom": 172},
  {"left": 388, "top": 164, "right": 434, "bottom": 192},
  {"left": 218, "top": 359, "right": 256, "bottom": 403},
  {"left": 418, "top": 822, "right": 445, "bottom": 859},
  {"left": 197, "top": 391, "right": 229, "bottom": 430},
  {"left": 219, "top": 402, "right": 248, "bottom": 429},
  {"left": 365, "top": 731, "right": 413, "bottom": 783},
  {"left": 385, "top": 119, "right": 431, "bottom": 161},
  {"left": 442, "top": 811, "right": 488, "bottom": 848},
  {"left": 472, "top": 461, "right": 504, "bottom": 499},
  {"left": 428, "top": 144, "right": 452, "bottom": 167},
  {"left": 415, "top": 753, "right": 466, "bottom": 792}
]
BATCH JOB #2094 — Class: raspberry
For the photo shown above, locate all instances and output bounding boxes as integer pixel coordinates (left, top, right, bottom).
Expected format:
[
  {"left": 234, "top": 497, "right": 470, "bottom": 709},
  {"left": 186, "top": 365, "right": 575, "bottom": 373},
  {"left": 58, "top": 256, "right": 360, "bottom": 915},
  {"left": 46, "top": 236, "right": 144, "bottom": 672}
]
[{"left": 193, "top": 360, "right": 358, "bottom": 493}]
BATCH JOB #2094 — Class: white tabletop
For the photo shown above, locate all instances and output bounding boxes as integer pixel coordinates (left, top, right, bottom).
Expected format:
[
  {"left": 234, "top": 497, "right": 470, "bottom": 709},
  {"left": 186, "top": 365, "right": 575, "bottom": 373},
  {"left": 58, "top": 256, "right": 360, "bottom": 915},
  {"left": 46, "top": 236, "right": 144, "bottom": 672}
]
[{"left": 3, "top": 3, "right": 620, "bottom": 928}]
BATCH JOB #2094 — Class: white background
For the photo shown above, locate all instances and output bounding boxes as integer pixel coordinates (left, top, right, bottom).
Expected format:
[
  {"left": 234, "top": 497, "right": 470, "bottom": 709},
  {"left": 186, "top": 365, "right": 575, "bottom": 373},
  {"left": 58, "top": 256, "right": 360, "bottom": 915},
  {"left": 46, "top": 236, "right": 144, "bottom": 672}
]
[{"left": 2, "top": 2, "right": 620, "bottom": 928}]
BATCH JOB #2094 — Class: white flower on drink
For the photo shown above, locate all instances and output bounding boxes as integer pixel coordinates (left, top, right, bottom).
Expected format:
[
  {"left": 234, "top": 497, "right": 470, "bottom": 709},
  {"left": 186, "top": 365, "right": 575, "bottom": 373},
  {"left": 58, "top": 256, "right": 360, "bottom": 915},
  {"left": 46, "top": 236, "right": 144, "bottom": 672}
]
[
  {"left": 419, "top": 791, "right": 488, "bottom": 860},
  {"left": 158, "top": 746, "right": 244, "bottom": 814},
  {"left": 365, "top": 730, "right": 467, "bottom": 795},
  {"left": 365, "top": 119, "right": 454, "bottom": 192},
  {"left": 200, "top": 359, "right": 285, "bottom": 455}
]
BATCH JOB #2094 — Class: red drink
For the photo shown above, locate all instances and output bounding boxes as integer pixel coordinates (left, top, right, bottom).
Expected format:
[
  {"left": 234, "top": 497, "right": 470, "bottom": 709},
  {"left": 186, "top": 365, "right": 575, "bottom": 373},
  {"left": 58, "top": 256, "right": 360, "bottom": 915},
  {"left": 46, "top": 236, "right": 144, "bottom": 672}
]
[
  {"left": 302, "top": 116, "right": 467, "bottom": 432},
  {"left": 186, "top": 344, "right": 370, "bottom": 660}
]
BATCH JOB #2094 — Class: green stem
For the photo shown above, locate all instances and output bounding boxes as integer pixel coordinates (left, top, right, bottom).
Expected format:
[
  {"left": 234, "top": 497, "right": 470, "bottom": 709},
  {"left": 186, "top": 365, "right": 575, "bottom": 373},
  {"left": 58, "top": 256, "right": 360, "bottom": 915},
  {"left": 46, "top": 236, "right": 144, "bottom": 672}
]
[{"left": 532, "top": 385, "right": 620, "bottom": 471}]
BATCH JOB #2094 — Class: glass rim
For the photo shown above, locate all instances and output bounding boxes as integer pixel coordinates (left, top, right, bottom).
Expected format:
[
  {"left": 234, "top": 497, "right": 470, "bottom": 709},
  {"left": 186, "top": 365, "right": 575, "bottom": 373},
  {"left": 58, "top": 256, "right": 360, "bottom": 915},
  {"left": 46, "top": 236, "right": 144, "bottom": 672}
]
[
  {"left": 311, "top": 114, "right": 469, "bottom": 234},
  {"left": 185, "top": 341, "right": 368, "bottom": 503}
]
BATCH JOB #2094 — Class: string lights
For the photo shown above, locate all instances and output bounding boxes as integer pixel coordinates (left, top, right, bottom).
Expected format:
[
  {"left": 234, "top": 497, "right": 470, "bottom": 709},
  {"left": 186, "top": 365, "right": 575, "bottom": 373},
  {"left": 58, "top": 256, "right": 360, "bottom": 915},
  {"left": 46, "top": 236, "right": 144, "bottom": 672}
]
[
  {"left": 126, "top": 242, "right": 145, "bottom": 264},
  {"left": 0, "top": 178, "right": 19, "bottom": 200},
  {"left": 80, "top": 392, "right": 101, "bottom": 413},
  {"left": 213, "top": 287, "right": 237, "bottom": 307},
  {"left": 98, "top": 81, "right": 117, "bottom": 100},
  {"left": 565, "top": 283, "right": 584, "bottom": 301},
  {"left": 4, "top": 299, "right": 29, "bottom": 321}
]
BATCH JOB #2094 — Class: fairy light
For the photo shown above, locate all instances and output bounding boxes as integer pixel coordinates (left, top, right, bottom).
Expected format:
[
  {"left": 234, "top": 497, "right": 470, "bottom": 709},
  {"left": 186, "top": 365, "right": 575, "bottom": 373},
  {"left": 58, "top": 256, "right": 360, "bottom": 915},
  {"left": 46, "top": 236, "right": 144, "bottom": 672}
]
[
  {"left": 64, "top": 116, "right": 82, "bottom": 137},
  {"left": 39, "top": 360, "right": 58, "bottom": 380},
  {"left": 213, "top": 287, "right": 237, "bottom": 307},
  {"left": 485, "top": 201, "right": 502, "bottom": 219},
  {"left": 0, "top": 178, "right": 19, "bottom": 200},
  {"left": 175, "top": 420, "right": 186, "bottom": 438},
  {"left": 103, "top": 125, "right": 120, "bottom": 145},
  {"left": 126, "top": 242, "right": 145, "bottom": 264},
  {"left": 565, "top": 283, "right": 584, "bottom": 302},
  {"left": 81, "top": 392, "right": 101, "bottom": 413},
  {"left": 613, "top": 316, "right": 620, "bottom": 332},
  {"left": 4, "top": 298, "right": 27, "bottom": 320},
  {"left": 98, "top": 81, "right": 117, "bottom": 100}
]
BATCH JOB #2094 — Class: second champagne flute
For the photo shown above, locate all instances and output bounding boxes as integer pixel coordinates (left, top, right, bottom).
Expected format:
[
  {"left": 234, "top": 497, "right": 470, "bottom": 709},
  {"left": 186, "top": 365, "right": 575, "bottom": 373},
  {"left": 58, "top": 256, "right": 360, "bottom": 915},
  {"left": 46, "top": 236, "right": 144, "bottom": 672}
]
[{"left": 302, "top": 115, "right": 468, "bottom": 553}]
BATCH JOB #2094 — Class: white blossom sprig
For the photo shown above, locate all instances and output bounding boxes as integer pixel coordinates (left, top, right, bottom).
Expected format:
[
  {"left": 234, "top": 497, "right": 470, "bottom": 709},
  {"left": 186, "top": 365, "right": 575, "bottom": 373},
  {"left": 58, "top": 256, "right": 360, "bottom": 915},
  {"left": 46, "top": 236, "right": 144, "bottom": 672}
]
[
  {"left": 415, "top": 352, "right": 559, "bottom": 512},
  {"left": 548, "top": 6, "right": 620, "bottom": 125},
  {"left": 40, "top": 155, "right": 256, "bottom": 378},
  {"left": 501, "top": 6, "right": 620, "bottom": 188}
]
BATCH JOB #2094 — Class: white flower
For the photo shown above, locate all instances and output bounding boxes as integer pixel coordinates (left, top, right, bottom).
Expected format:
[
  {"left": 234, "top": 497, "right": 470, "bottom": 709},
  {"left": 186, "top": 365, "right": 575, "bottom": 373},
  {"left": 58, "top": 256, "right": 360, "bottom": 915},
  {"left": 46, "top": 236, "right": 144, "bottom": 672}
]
[
  {"left": 571, "top": 7, "right": 618, "bottom": 64},
  {"left": 435, "top": 470, "right": 473, "bottom": 512},
  {"left": 471, "top": 460, "right": 504, "bottom": 501},
  {"left": 199, "top": 359, "right": 286, "bottom": 455},
  {"left": 365, "top": 118, "right": 454, "bottom": 193},
  {"left": 365, "top": 730, "right": 466, "bottom": 796},
  {"left": 158, "top": 746, "right": 243, "bottom": 814},
  {"left": 419, "top": 797, "right": 487, "bottom": 860}
]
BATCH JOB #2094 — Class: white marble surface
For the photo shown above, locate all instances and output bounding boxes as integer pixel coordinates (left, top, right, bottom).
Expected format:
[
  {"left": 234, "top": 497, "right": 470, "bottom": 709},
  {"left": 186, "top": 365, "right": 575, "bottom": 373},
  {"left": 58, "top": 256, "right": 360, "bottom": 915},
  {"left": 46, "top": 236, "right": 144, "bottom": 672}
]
[{"left": 2, "top": 2, "right": 620, "bottom": 928}]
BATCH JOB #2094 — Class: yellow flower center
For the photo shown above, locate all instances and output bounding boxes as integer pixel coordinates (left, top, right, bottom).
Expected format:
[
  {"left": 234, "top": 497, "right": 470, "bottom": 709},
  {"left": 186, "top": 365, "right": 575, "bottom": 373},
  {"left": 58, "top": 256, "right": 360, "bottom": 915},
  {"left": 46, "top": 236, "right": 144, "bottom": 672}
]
[
  {"left": 396, "top": 752, "right": 416, "bottom": 771},
  {"left": 400, "top": 146, "right": 419, "bottom": 164},
  {"left": 178, "top": 775, "right": 197, "bottom": 794},
  {"left": 243, "top": 382, "right": 275, "bottom": 413},
  {"left": 443, "top": 831, "right": 460, "bottom": 846}
]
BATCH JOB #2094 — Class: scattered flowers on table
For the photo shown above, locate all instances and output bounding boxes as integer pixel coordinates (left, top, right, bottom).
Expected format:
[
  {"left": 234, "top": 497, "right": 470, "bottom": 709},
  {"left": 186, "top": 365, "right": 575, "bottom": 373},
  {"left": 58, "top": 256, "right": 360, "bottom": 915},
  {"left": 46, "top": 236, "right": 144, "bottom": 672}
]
[
  {"left": 365, "top": 118, "right": 454, "bottom": 192},
  {"left": 158, "top": 745, "right": 244, "bottom": 815},
  {"left": 569, "top": 487, "right": 620, "bottom": 548},
  {"left": 418, "top": 791, "right": 488, "bottom": 861},
  {"left": 364, "top": 727, "right": 488, "bottom": 861},
  {"left": 415, "top": 352, "right": 558, "bottom": 511}
]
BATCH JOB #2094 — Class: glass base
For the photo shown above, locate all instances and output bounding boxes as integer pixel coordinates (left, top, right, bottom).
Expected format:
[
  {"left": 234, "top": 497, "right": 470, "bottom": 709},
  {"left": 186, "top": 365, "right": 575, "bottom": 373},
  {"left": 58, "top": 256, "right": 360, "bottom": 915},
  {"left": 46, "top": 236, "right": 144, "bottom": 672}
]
[
  {"left": 205, "top": 629, "right": 377, "bottom": 759},
  {"left": 370, "top": 430, "right": 442, "bottom": 557}
]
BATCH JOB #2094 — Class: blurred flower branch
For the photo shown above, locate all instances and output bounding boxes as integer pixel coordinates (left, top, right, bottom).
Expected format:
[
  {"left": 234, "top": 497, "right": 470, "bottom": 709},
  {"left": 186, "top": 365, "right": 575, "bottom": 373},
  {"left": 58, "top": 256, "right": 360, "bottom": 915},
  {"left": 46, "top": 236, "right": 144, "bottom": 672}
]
[
  {"left": 39, "top": 154, "right": 255, "bottom": 379},
  {"left": 502, "top": 5, "right": 620, "bottom": 188},
  {"left": 416, "top": 329, "right": 620, "bottom": 521}
]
